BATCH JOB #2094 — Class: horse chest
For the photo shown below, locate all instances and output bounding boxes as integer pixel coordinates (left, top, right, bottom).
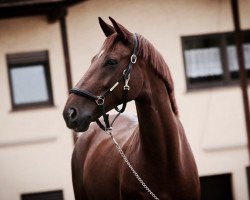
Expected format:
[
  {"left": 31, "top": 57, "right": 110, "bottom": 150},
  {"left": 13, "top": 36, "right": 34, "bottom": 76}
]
[
  {"left": 80, "top": 138, "right": 126, "bottom": 198},
  {"left": 83, "top": 159, "right": 150, "bottom": 200},
  {"left": 80, "top": 134, "right": 148, "bottom": 199}
]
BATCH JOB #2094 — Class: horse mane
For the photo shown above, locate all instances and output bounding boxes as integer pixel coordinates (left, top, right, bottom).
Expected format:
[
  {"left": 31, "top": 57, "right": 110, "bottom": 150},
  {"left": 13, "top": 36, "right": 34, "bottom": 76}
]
[
  {"left": 102, "top": 34, "right": 178, "bottom": 116},
  {"left": 137, "top": 35, "right": 178, "bottom": 116}
]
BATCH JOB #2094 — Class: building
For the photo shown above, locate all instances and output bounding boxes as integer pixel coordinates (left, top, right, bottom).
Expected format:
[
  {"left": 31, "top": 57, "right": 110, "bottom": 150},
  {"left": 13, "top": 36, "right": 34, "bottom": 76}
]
[{"left": 0, "top": 0, "right": 250, "bottom": 199}]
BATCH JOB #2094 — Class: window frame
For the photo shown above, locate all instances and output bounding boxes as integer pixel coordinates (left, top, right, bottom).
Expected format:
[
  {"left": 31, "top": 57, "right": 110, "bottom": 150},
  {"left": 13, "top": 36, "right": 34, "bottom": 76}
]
[
  {"left": 21, "top": 190, "right": 64, "bottom": 200},
  {"left": 200, "top": 173, "right": 234, "bottom": 200},
  {"left": 7, "top": 51, "right": 54, "bottom": 111},
  {"left": 181, "top": 30, "right": 250, "bottom": 90}
]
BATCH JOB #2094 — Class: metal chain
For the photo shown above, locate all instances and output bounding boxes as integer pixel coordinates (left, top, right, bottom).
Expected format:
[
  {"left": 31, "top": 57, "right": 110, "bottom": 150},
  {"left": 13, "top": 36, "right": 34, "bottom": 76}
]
[{"left": 105, "top": 130, "right": 160, "bottom": 200}]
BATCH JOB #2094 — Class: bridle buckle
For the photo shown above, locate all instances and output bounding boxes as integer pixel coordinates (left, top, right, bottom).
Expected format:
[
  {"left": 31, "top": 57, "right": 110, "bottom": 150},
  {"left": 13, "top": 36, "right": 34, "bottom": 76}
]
[
  {"left": 105, "top": 127, "right": 113, "bottom": 134},
  {"left": 124, "top": 73, "right": 130, "bottom": 91},
  {"left": 96, "top": 96, "right": 105, "bottom": 106},
  {"left": 124, "top": 85, "right": 130, "bottom": 90},
  {"left": 131, "top": 54, "right": 137, "bottom": 64}
]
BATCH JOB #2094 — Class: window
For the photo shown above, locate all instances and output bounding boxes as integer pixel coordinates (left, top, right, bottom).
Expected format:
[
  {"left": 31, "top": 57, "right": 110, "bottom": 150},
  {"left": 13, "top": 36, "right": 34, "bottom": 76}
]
[
  {"left": 200, "top": 173, "right": 233, "bottom": 200},
  {"left": 21, "top": 190, "right": 63, "bottom": 200},
  {"left": 182, "top": 30, "right": 250, "bottom": 89},
  {"left": 226, "top": 33, "right": 250, "bottom": 79},
  {"left": 7, "top": 51, "right": 54, "bottom": 110}
]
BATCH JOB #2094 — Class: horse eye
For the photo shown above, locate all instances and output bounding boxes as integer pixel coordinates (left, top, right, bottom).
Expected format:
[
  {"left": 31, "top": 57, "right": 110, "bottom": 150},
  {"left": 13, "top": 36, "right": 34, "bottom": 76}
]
[{"left": 105, "top": 59, "right": 118, "bottom": 67}]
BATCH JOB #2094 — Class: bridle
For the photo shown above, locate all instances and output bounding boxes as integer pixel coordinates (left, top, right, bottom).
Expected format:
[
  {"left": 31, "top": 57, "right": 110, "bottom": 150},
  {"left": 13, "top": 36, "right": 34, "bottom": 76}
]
[{"left": 70, "top": 33, "right": 139, "bottom": 131}]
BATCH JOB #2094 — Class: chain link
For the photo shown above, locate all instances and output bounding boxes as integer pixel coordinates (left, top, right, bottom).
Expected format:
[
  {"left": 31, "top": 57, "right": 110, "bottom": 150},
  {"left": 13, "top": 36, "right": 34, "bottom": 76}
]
[{"left": 106, "top": 130, "right": 160, "bottom": 200}]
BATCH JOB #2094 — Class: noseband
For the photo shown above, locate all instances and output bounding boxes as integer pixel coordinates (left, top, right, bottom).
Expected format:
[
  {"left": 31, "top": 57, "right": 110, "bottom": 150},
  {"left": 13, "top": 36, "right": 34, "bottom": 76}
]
[{"left": 70, "top": 33, "right": 139, "bottom": 131}]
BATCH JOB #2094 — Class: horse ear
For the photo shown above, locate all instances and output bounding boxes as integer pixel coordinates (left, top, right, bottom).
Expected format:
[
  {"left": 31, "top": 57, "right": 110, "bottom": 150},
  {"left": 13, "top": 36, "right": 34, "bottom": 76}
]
[
  {"left": 98, "top": 17, "right": 115, "bottom": 37},
  {"left": 109, "top": 17, "right": 131, "bottom": 42}
]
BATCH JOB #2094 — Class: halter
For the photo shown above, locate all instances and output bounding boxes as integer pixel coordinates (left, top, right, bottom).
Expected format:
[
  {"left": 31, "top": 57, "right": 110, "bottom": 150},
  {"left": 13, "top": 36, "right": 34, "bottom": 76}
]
[{"left": 70, "top": 33, "right": 139, "bottom": 131}]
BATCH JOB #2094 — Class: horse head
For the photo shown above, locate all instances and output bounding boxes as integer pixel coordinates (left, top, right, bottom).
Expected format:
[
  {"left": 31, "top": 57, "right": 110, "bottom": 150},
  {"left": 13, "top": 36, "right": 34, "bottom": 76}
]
[{"left": 63, "top": 17, "right": 143, "bottom": 132}]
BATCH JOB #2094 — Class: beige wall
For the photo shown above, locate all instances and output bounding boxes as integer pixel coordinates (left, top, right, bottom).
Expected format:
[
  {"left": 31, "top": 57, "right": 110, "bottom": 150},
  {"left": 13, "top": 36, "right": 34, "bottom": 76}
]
[
  {"left": 0, "top": 17, "right": 74, "bottom": 199},
  {"left": 0, "top": 0, "right": 250, "bottom": 199}
]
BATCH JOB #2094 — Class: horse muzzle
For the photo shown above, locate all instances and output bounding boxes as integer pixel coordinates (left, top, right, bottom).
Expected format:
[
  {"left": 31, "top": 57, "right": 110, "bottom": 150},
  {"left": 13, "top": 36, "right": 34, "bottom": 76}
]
[{"left": 63, "top": 107, "right": 92, "bottom": 132}]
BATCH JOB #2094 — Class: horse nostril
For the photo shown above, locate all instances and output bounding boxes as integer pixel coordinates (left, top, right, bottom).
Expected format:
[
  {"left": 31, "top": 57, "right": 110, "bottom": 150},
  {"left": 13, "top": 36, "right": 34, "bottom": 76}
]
[{"left": 68, "top": 108, "right": 77, "bottom": 122}]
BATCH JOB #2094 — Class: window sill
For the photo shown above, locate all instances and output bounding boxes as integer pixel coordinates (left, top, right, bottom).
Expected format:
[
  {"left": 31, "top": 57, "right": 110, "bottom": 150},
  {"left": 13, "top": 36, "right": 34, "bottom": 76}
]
[
  {"left": 10, "top": 103, "right": 56, "bottom": 113},
  {"left": 185, "top": 79, "right": 250, "bottom": 93},
  {"left": 0, "top": 134, "right": 57, "bottom": 148}
]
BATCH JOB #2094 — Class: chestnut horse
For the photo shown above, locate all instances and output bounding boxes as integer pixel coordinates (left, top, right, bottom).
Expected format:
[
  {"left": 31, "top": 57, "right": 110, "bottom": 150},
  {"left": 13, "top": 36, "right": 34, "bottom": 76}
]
[{"left": 63, "top": 17, "right": 200, "bottom": 200}]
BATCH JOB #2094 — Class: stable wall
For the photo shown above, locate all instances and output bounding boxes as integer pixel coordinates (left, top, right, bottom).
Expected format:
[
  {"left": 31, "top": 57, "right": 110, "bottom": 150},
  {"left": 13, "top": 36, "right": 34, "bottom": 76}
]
[{"left": 0, "top": 16, "right": 74, "bottom": 200}]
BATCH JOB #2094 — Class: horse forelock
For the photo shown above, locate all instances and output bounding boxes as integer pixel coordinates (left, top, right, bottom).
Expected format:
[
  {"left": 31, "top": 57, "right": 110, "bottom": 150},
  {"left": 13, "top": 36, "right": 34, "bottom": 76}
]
[
  {"left": 100, "top": 33, "right": 178, "bottom": 116},
  {"left": 137, "top": 35, "right": 178, "bottom": 116},
  {"left": 101, "top": 34, "right": 119, "bottom": 53}
]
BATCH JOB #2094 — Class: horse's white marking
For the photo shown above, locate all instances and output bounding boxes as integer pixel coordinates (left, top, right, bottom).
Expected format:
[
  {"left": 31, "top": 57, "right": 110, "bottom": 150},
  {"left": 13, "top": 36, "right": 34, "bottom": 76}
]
[{"left": 98, "top": 49, "right": 105, "bottom": 58}]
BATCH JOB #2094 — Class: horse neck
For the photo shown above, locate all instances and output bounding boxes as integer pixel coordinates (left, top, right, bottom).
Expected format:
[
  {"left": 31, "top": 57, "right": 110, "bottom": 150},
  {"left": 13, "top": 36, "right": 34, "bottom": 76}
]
[{"left": 134, "top": 65, "right": 180, "bottom": 163}]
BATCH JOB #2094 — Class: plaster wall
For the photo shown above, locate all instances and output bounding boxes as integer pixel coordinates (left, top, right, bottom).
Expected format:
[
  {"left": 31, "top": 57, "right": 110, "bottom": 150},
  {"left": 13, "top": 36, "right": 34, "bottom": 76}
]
[{"left": 0, "top": 16, "right": 74, "bottom": 200}]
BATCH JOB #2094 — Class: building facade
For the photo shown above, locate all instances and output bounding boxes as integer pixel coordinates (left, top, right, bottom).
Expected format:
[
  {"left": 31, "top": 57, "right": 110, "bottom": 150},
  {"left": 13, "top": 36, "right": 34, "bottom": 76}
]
[{"left": 0, "top": 0, "right": 250, "bottom": 199}]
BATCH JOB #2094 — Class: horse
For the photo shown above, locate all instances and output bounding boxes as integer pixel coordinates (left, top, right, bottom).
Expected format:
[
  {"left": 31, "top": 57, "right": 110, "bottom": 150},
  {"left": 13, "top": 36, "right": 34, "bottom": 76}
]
[{"left": 63, "top": 17, "right": 200, "bottom": 200}]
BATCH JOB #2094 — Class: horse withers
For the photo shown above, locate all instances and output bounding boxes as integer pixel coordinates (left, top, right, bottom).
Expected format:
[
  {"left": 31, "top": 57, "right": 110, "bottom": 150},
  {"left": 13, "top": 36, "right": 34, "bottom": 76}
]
[{"left": 63, "top": 17, "right": 200, "bottom": 200}]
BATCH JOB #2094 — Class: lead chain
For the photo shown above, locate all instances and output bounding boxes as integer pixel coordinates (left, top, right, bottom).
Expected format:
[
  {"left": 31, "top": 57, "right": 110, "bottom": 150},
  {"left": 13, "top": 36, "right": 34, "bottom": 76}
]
[{"left": 105, "top": 130, "right": 160, "bottom": 200}]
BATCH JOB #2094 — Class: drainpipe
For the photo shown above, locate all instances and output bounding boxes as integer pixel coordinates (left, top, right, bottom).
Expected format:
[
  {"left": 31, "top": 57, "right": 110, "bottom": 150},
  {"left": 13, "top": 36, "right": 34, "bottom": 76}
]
[
  {"left": 59, "top": 9, "right": 77, "bottom": 143},
  {"left": 230, "top": 0, "right": 250, "bottom": 197}
]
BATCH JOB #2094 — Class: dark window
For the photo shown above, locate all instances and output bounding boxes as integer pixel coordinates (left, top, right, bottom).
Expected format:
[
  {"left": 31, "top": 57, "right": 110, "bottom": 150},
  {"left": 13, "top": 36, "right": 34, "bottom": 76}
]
[
  {"left": 21, "top": 190, "right": 63, "bottom": 200},
  {"left": 7, "top": 51, "right": 54, "bottom": 110},
  {"left": 226, "top": 32, "right": 250, "bottom": 80},
  {"left": 182, "top": 30, "right": 250, "bottom": 90},
  {"left": 200, "top": 173, "right": 234, "bottom": 200}
]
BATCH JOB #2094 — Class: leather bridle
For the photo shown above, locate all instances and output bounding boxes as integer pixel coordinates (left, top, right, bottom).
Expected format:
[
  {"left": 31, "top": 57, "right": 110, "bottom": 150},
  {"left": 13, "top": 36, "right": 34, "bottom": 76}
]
[{"left": 70, "top": 33, "right": 139, "bottom": 131}]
